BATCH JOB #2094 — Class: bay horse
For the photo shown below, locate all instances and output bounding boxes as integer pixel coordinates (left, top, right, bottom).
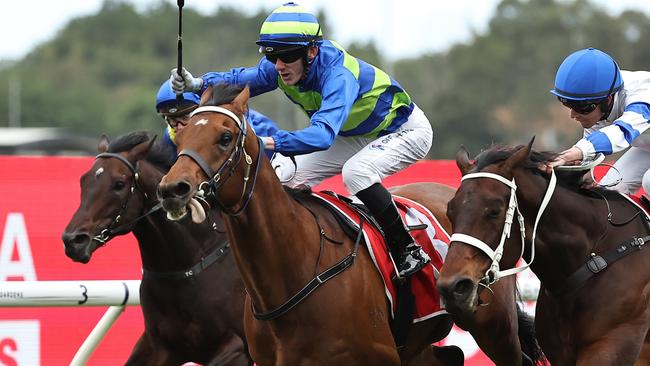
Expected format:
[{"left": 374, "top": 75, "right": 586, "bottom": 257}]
[
  {"left": 62, "top": 131, "right": 252, "bottom": 366},
  {"left": 157, "top": 83, "right": 541, "bottom": 365},
  {"left": 438, "top": 140, "right": 650, "bottom": 365}
]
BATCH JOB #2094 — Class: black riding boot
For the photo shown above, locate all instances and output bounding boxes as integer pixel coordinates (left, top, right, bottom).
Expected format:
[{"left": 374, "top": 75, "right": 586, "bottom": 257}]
[{"left": 356, "top": 183, "right": 430, "bottom": 278}]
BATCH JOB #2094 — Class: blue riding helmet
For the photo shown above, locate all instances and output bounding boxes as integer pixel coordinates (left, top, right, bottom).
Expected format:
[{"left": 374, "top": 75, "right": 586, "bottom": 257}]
[
  {"left": 550, "top": 48, "right": 623, "bottom": 101},
  {"left": 155, "top": 80, "right": 200, "bottom": 115},
  {"left": 256, "top": 2, "right": 323, "bottom": 54}
]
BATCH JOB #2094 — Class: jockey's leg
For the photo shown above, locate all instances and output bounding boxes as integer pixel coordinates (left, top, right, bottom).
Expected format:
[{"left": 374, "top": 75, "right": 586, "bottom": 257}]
[
  {"left": 344, "top": 105, "right": 433, "bottom": 278},
  {"left": 356, "top": 183, "right": 430, "bottom": 277},
  {"left": 600, "top": 146, "right": 650, "bottom": 194}
]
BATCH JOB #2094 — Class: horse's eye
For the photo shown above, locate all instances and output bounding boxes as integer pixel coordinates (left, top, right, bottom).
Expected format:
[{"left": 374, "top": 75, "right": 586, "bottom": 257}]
[
  {"left": 219, "top": 133, "right": 233, "bottom": 147},
  {"left": 113, "top": 181, "right": 126, "bottom": 191},
  {"left": 487, "top": 208, "right": 500, "bottom": 219}
]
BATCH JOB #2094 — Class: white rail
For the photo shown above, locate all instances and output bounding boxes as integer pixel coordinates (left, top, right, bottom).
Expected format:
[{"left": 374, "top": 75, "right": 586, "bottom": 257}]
[
  {"left": 0, "top": 278, "right": 539, "bottom": 365},
  {"left": 0, "top": 280, "right": 140, "bottom": 306}
]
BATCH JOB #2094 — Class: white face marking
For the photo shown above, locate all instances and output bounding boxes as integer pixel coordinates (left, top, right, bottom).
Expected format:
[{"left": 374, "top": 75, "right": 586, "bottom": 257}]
[
  {"left": 195, "top": 118, "right": 208, "bottom": 126},
  {"left": 95, "top": 167, "right": 104, "bottom": 178}
]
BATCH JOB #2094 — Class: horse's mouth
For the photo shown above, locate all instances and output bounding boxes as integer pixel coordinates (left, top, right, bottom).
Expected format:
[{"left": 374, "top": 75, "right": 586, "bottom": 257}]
[
  {"left": 162, "top": 197, "right": 206, "bottom": 223},
  {"left": 166, "top": 205, "right": 188, "bottom": 221}
]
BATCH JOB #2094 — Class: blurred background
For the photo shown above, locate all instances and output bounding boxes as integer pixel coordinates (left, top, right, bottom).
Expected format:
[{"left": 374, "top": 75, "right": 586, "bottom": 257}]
[{"left": 1, "top": 0, "right": 650, "bottom": 157}]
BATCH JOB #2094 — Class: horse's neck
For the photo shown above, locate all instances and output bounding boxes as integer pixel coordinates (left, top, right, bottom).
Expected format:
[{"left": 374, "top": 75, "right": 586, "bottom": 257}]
[
  {"left": 515, "top": 171, "right": 611, "bottom": 286},
  {"left": 135, "top": 162, "right": 225, "bottom": 272},
  {"left": 224, "top": 165, "right": 317, "bottom": 310}
]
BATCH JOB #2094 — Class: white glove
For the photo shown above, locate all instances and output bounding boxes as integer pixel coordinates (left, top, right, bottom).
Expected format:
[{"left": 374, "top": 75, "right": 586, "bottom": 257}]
[{"left": 170, "top": 67, "right": 203, "bottom": 94}]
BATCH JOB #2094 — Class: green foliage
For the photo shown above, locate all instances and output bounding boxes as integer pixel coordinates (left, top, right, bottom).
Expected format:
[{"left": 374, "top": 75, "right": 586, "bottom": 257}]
[{"left": 1, "top": 0, "right": 650, "bottom": 157}]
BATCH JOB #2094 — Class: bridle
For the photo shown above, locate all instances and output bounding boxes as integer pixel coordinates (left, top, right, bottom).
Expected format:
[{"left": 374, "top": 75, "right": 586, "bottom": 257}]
[
  {"left": 449, "top": 168, "right": 557, "bottom": 287},
  {"left": 177, "top": 106, "right": 264, "bottom": 216},
  {"left": 92, "top": 152, "right": 162, "bottom": 245}
]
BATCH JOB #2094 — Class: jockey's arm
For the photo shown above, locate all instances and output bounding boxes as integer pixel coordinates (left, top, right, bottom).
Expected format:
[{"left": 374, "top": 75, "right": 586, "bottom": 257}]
[
  {"left": 201, "top": 58, "right": 279, "bottom": 97},
  {"left": 268, "top": 68, "right": 359, "bottom": 156}
]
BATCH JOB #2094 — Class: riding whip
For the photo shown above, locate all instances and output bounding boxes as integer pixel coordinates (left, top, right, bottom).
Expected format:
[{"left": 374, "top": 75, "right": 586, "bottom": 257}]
[{"left": 176, "top": 0, "right": 185, "bottom": 101}]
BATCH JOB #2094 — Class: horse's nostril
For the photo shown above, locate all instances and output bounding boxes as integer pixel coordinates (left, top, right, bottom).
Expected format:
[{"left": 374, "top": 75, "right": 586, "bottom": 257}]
[
  {"left": 438, "top": 277, "right": 475, "bottom": 305},
  {"left": 62, "top": 232, "right": 91, "bottom": 247},
  {"left": 452, "top": 278, "right": 474, "bottom": 297},
  {"left": 159, "top": 181, "right": 192, "bottom": 200},
  {"left": 174, "top": 181, "right": 191, "bottom": 197}
]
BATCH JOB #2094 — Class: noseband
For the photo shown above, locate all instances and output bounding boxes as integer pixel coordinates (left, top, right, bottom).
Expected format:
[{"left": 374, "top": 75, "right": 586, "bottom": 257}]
[
  {"left": 177, "top": 106, "right": 264, "bottom": 216},
  {"left": 93, "top": 152, "right": 161, "bottom": 244},
  {"left": 449, "top": 169, "right": 557, "bottom": 286}
]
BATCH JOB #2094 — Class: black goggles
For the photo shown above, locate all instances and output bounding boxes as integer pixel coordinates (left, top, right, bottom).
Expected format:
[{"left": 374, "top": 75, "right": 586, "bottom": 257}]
[
  {"left": 265, "top": 48, "right": 306, "bottom": 64},
  {"left": 558, "top": 97, "right": 602, "bottom": 115}
]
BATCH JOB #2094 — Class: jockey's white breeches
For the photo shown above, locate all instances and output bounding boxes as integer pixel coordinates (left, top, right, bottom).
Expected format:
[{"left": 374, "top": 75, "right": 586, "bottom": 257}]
[{"left": 272, "top": 104, "right": 433, "bottom": 194}]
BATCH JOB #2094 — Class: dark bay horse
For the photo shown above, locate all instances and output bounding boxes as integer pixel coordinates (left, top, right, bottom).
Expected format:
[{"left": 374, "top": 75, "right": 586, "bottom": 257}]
[
  {"left": 157, "top": 84, "right": 539, "bottom": 365},
  {"left": 62, "top": 131, "right": 251, "bottom": 365},
  {"left": 438, "top": 141, "right": 650, "bottom": 365}
]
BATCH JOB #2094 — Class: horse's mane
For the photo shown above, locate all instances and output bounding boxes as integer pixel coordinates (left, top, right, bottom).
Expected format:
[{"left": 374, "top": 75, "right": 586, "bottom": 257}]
[
  {"left": 107, "top": 130, "right": 175, "bottom": 171},
  {"left": 474, "top": 144, "right": 594, "bottom": 193},
  {"left": 284, "top": 185, "right": 313, "bottom": 200},
  {"left": 203, "top": 83, "right": 246, "bottom": 107}
]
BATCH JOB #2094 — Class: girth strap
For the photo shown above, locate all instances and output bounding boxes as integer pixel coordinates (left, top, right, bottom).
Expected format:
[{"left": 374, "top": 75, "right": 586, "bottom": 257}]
[{"left": 553, "top": 235, "right": 650, "bottom": 296}]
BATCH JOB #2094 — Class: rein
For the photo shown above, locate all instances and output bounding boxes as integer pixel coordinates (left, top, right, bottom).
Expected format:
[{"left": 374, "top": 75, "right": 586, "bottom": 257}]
[
  {"left": 178, "top": 106, "right": 263, "bottom": 216},
  {"left": 143, "top": 241, "right": 230, "bottom": 280},
  {"left": 96, "top": 151, "right": 228, "bottom": 280},
  {"left": 449, "top": 169, "right": 557, "bottom": 287},
  {"left": 92, "top": 152, "right": 162, "bottom": 245}
]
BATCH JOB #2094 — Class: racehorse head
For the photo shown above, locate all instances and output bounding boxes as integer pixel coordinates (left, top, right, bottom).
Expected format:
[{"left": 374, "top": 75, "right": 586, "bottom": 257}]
[
  {"left": 158, "top": 84, "right": 263, "bottom": 219},
  {"left": 438, "top": 139, "right": 546, "bottom": 317},
  {"left": 62, "top": 132, "right": 159, "bottom": 263}
]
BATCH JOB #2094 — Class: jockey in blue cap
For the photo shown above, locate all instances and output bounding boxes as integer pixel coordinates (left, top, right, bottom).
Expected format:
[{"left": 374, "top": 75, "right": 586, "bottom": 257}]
[
  {"left": 156, "top": 80, "right": 279, "bottom": 158},
  {"left": 548, "top": 48, "right": 650, "bottom": 194},
  {"left": 169, "top": 2, "right": 434, "bottom": 278}
]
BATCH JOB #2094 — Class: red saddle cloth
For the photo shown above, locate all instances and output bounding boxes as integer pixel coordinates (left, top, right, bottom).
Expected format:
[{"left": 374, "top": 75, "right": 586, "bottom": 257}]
[{"left": 312, "top": 191, "right": 449, "bottom": 323}]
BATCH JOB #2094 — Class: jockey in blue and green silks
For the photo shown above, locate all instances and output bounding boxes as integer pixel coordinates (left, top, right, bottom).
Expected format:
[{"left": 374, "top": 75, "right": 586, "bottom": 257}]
[
  {"left": 155, "top": 80, "right": 279, "bottom": 159},
  {"left": 169, "top": 2, "right": 434, "bottom": 278}
]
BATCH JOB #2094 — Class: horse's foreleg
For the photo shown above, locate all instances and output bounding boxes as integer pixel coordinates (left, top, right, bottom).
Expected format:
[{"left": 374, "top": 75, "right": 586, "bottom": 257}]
[
  {"left": 634, "top": 331, "right": 650, "bottom": 366},
  {"left": 576, "top": 326, "right": 646, "bottom": 366},
  {"left": 464, "top": 277, "right": 526, "bottom": 366},
  {"left": 205, "top": 334, "right": 253, "bottom": 366},
  {"left": 407, "top": 344, "right": 464, "bottom": 366},
  {"left": 124, "top": 333, "right": 181, "bottom": 366}
]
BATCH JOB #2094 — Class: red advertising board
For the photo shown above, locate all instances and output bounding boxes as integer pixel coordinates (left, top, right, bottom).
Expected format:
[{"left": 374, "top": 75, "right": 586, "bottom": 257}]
[{"left": 0, "top": 156, "right": 503, "bottom": 365}]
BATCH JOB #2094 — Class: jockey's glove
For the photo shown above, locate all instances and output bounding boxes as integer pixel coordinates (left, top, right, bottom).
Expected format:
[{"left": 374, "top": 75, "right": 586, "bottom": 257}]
[{"left": 170, "top": 67, "right": 203, "bottom": 94}]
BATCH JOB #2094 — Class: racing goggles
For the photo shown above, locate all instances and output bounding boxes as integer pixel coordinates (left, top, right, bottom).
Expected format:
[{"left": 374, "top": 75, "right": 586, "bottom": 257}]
[
  {"left": 558, "top": 97, "right": 602, "bottom": 115},
  {"left": 163, "top": 114, "right": 190, "bottom": 128},
  {"left": 265, "top": 48, "right": 306, "bottom": 64}
]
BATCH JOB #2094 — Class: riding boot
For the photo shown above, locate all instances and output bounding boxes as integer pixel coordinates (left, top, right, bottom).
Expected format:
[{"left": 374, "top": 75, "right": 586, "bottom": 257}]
[{"left": 356, "top": 183, "right": 430, "bottom": 278}]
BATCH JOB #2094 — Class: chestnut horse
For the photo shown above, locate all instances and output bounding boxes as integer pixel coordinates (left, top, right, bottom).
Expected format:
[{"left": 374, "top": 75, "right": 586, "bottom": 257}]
[
  {"left": 438, "top": 141, "right": 650, "bottom": 365},
  {"left": 62, "top": 132, "right": 251, "bottom": 365},
  {"left": 157, "top": 84, "right": 540, "bottom": 365}
]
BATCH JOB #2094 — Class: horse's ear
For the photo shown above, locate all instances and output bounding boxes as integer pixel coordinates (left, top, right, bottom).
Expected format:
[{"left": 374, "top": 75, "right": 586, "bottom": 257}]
[
  {"left": 230, "top": 85, "right": 250, "bottom": 116},
  {"left": 98, "top": 134, "right": 110, "bottom": 153},
  {"left": 456, "top": 145, "right": 475, "bottom": 176},
  {"left": 503, "top": 137, "right": 535, "bottom": 172},
  {"left": 200, "top": 85, "right": 214, "bottom": 106},
  {"left": 130, "top": 135, "right": 157, "bottom": 161}
]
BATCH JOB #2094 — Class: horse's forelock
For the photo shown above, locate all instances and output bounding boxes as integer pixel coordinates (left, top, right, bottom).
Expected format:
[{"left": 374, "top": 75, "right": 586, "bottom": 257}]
[
  {"left": 107, "top": 131, "right": 151, "bottom": 153},
  {"left": 204, "top": 83, "right": 246, "bottom": 107},
  {"left": 106, "top": 131, "right": 173, "bottom": 171}
]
